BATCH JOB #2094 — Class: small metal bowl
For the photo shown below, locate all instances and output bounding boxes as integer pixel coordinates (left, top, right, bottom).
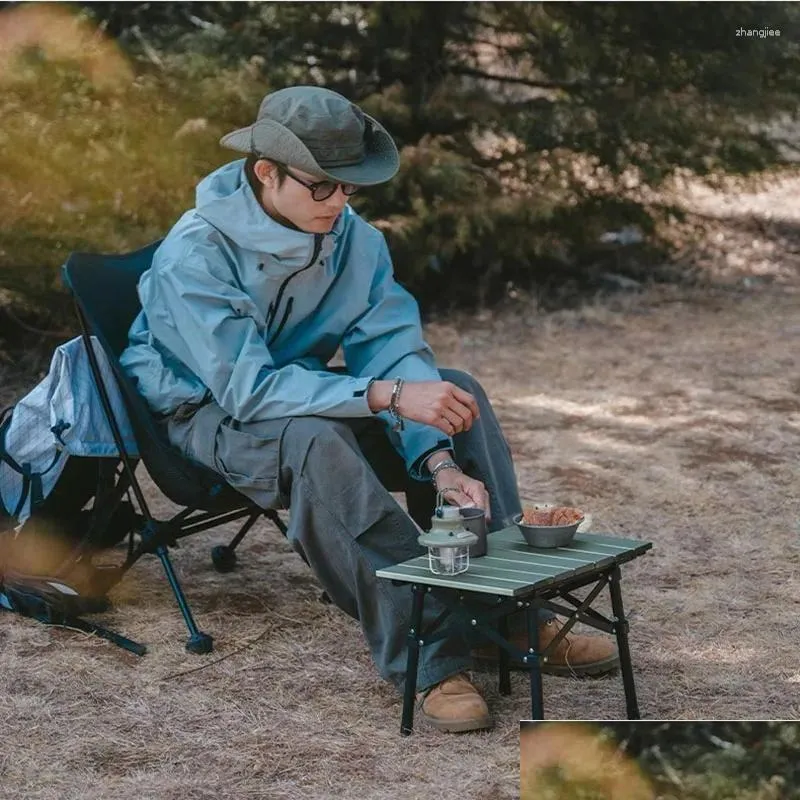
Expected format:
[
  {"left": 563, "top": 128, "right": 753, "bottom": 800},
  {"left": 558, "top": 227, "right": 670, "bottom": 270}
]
[{"left": 512, "top": 511, "right": 584, "bottom": 549}]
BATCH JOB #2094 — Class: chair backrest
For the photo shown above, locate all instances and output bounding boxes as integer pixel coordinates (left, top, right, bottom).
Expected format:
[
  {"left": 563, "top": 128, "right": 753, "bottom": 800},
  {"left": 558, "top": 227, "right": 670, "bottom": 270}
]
[
  {"left": 63, "top": 242, "right": 159, "bottom": 357},
  {"left": 62, "top": 242, "right": 247, "bottom": 511}
]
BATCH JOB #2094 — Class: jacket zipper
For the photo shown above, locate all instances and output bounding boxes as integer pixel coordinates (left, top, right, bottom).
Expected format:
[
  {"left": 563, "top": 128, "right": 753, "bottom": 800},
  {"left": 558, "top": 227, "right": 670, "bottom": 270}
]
[{"left": 267, "top": 233, "right": 323, "bottom": 346}]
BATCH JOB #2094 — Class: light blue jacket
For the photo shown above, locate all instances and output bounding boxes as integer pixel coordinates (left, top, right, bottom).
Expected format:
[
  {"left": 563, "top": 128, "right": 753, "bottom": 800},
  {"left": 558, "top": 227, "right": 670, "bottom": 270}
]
[{"left": 120, "top": 159, "right": 451, "bottom": 479}]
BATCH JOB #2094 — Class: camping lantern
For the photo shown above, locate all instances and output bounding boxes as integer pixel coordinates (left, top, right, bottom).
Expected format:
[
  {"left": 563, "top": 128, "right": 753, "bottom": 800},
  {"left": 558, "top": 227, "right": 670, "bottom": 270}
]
[{"left": 417, "top": 497, "right": 479, "bottom": 576}]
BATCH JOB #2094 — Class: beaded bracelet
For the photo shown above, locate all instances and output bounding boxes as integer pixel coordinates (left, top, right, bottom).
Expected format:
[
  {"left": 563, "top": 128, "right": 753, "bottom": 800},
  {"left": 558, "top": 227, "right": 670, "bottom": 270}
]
[{"left": 388, "top": 377, "right": 405, "bottom": 432}]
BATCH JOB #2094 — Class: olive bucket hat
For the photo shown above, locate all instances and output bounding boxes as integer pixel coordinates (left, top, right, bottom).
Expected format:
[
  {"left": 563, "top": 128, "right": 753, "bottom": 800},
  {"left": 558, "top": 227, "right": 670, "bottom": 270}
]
[{"left": 220, "top": 85, "right": 399, "bottom": 187}]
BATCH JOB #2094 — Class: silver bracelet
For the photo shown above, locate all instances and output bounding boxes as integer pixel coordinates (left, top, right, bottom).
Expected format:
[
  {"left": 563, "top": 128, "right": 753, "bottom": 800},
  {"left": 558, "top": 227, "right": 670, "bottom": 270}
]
[
  {"left": 429, "top": 458, "right": 462, "bottom": 486},
  {"left": 388, "top": 377, "right": 405, "bottom": 432}
]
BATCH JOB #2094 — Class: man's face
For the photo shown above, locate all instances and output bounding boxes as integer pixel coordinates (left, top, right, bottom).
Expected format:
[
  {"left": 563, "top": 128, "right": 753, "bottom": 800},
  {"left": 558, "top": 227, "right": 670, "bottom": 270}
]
[{"left": 256, "top": 162, "right": 350, "bottom": 234}]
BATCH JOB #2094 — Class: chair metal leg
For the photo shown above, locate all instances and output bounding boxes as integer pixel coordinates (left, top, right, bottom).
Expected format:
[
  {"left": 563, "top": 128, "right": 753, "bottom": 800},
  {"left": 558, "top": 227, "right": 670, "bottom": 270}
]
[
  {"left": 609, "top": 566, "right": 640, "bottom": 719},
  {"left": 401, "top": 585, "right": 426, "bottom": 736},
  {"left": 526, "top": 606, "right": 544, "bottom": 720},
  {"left": 155, "top": 544, "right": 213, "bottom": 654},
  {"left": 497, "top": 614, "right": 512, "bottom": 696},
  {"left": 211, "top": 511, "right": 262, "bottom": 573},
  {"left": 264, "top": 508, "right": 288, "bottom": 537},
  {"left": 225, "top": 511, "right": 261, "bottom": 553}
]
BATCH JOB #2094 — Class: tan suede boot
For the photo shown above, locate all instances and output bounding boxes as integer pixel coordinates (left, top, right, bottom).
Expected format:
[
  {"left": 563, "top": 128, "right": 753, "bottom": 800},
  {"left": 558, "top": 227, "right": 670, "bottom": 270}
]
[
  {"left": 537, "top": 618, "right": 619, "bottom": 676},
  {"left": 472, "top": 617, "right": 620, "bottom": 677},
  {"left": 417, "top": 673, "right": 493, "bottom": 733}
]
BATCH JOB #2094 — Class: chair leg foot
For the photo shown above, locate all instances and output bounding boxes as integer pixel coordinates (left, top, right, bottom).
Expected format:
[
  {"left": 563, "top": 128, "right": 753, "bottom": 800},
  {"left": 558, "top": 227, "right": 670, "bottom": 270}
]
[
  {"left": 211, "top": 545, "right": 237, "bottom": 573},
  {"left": 186, "top": 632, "right": 214, "bottom": 654}
]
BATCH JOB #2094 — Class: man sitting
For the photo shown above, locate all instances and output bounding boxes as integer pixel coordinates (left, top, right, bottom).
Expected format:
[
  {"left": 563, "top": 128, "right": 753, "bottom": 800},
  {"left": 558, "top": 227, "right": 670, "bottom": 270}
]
[{"left": 120, "top": 86, "right": 618, "bottom": 732}]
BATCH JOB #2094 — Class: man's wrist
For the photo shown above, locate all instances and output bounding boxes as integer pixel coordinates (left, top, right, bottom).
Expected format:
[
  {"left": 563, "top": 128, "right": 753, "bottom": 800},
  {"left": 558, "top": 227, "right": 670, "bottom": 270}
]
[
  {"left": 367, "top": 380, "right": 394, "bottom": 413},
  {"left": 432, "top": 467, "right": 461, "bottom": 490},
  {"left": 426, "top": 449, "right": 453, "bottom": 474}
]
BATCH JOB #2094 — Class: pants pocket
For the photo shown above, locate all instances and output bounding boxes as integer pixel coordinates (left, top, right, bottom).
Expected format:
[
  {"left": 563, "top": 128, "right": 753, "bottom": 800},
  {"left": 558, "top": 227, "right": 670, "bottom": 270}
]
[{"left": 212, "top": 416, "right": 291, "bottom": 510}]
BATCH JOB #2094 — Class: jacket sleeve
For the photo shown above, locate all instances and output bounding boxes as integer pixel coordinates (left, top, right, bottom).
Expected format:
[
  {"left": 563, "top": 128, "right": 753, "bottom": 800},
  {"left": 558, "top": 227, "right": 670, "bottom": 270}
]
[
  {"left": 342, "top": 234, "right": 452, "bottom": 479},
  {"left": 140, "top": 246, "right": 374, "bottom": 422}
]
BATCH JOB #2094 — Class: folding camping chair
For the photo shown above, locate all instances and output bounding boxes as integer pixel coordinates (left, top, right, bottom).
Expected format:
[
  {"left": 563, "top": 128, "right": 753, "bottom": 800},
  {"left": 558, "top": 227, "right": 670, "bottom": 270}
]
[{"left": 61, "top": 241, "right": 286, "bottom": 654}]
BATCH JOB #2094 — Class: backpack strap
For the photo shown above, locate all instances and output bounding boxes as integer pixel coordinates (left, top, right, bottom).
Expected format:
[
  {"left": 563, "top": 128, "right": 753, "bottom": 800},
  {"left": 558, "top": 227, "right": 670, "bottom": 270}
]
[
  {"left": 0, "top": 579, "right": 146, "bottom": 655},
  {"left": 10, "top": 465, "right": 32, "bottom": 520},
  {"left": 0, "top": 407, "right": 23, "bottom": 472},
  {"left": 0, "top": 408, "right": 31, "bottom": 518},
  {"left": 0, "top": 406, "right": 67, "bottom": 520},
  {"left": 5, "top": 459, "right": 58, "bottom": 521}
]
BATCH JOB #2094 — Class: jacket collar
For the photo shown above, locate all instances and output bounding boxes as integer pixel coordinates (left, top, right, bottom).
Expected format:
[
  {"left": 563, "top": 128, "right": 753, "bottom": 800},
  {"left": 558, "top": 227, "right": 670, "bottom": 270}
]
[{"left": 194, "top": 160, "right": 345, "bottom": 268}]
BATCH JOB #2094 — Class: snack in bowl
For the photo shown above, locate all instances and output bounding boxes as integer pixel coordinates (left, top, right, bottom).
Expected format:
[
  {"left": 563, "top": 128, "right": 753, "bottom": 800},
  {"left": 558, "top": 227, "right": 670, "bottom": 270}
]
[
  {"left": 514, "top": 504, "right": 585, "bottom": 548},
  {"left": 521, "top": 506, "right": 584, "bottom": 527},
  {"left": 521, "top": 507, "right": 553, "bottom": 526}
]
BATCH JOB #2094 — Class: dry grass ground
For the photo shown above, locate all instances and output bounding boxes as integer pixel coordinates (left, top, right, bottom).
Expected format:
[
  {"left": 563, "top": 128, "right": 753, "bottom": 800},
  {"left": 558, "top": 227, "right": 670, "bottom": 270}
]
[{"left": 1, "top": 172, "right": 799, "bottom": 799}]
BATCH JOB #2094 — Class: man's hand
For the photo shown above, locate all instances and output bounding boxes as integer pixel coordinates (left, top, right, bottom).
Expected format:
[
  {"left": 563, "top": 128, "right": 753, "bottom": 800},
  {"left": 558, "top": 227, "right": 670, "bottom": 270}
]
[
  {"left": 434, "top": 467, "right": 491, "bottom": 520},
  {"left": 367, "top": 380, "right": 479, "bottom": 436}
]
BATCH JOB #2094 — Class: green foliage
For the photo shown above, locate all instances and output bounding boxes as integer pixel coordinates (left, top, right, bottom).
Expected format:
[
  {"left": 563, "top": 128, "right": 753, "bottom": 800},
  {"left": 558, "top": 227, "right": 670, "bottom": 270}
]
[
  {"left": 0, "top": 17, "right": 268, "bottom": 331},
  {"left": 604, "top": 722, "right": 800, "bottom": 800},
  {"left": 533, "top": 770, "right": 626, "bottom": 800},
  {"left": 1, "top": 1, "right": 799, "bottom": 337},
  {"left": 522, "top": 723, "right": 800, "bottom": 800}
]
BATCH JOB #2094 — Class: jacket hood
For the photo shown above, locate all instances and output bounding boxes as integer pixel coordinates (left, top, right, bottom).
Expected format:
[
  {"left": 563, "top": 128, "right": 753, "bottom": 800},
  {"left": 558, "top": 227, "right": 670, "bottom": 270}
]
[{"left": 194, "top": 159, "right": 345, "bottom": 266}]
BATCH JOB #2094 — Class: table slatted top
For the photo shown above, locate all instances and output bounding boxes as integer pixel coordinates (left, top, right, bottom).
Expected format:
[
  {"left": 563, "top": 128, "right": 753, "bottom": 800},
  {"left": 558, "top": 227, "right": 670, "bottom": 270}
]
[{"left": 376, "top": 525, "right": 652, "bottom": 597}]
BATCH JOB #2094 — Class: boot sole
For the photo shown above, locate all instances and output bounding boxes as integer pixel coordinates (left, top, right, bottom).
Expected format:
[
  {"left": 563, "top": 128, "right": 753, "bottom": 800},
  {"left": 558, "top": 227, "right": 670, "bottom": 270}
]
[
  {"left": 541, "top": 654, "right": 620, "bottom": 677},
  {"left": 419, "top": 712, "right": 494, "bottom": 733}
]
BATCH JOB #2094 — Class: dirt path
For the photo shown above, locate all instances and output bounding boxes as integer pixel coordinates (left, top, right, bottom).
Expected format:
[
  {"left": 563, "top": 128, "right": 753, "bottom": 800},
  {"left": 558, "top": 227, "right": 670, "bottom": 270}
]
[
  {"left": 430, "top": 283, "right": 800, "bottom": 726},
  {"left": 1, "top": 175, "right": 799, "bottom": 799}
]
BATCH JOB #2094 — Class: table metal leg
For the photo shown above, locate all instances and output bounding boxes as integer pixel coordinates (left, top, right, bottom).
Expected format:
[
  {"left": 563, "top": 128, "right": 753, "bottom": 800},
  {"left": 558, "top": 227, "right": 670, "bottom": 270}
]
[
  {"left": 401, "top": 584, "right": 426, "bottom": 735},
  {"left": 609, "top": 566, "right": 640, "bottom": 719},
  {"left": 526, "top": 605, "right": 544, "bottom": 719},
  {"left": 497, "top": 614, "right": 511, "bottom": 696}
]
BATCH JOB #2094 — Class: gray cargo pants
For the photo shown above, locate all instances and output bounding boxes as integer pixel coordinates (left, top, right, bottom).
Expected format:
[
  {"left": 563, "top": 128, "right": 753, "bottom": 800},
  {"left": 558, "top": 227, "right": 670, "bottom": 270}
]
[{"left": 166, "top": 369, "right": 523, "bottom": 692}]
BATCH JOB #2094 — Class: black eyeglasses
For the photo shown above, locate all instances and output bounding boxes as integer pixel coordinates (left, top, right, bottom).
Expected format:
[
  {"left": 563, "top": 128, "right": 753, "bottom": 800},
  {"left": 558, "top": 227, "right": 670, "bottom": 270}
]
[{"left": 278, "top": 163, "right": 360, "bottom": 202}]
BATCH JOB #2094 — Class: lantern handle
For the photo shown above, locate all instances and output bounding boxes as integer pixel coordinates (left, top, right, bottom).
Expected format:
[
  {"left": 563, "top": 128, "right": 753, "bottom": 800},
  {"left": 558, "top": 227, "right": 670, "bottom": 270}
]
[{"left": 435, "top": 488, "right": 458, "bottom": 517}]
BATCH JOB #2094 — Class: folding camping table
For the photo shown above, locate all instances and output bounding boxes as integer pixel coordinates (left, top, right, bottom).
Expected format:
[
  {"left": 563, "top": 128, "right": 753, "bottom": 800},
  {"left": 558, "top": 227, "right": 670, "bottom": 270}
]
[{"left": 376, "top": 525, "right": 652, "bottom": 734}]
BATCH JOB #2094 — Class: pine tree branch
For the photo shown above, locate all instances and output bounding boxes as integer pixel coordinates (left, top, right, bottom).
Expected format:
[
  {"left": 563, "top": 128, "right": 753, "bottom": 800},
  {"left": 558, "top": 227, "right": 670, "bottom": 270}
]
[
  {"left": 450, "top": 65, "right": 618, "bottom": 92},
  {"left": 459, "top": 10, "right": 533, "bottom": 38},
  {"left": 1, "top": 305, "right": 72, "bottom": 340}
]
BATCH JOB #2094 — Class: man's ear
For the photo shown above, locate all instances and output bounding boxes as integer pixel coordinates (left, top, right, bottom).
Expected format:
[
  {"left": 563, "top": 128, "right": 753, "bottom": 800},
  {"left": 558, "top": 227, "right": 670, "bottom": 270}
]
[{"left": 253, "top": 159, "right": 276, "bottom": 186}]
